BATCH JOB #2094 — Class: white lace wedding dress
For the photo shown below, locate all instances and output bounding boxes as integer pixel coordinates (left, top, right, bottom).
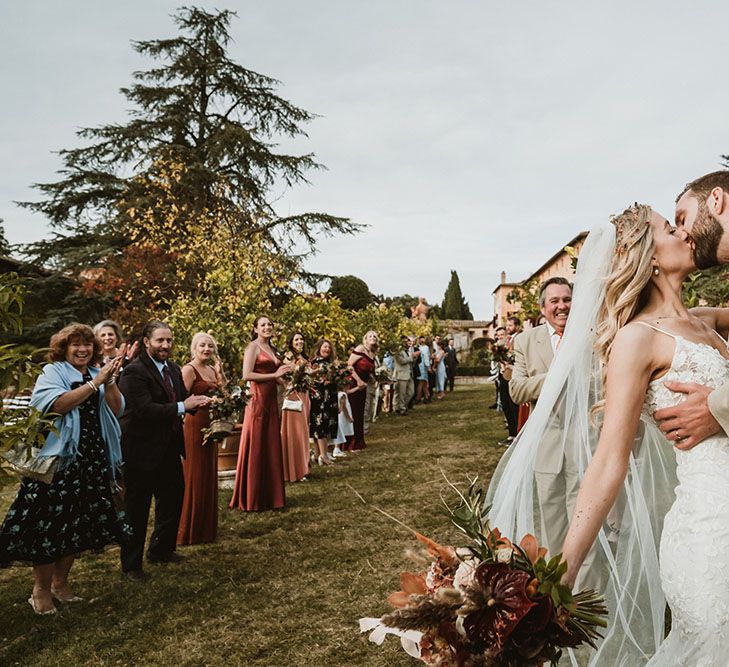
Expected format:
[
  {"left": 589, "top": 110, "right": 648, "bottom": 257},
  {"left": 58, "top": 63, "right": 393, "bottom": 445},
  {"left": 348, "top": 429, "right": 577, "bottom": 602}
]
[{"left": 642, "top": 329, "right": 729, "bottom": 666}]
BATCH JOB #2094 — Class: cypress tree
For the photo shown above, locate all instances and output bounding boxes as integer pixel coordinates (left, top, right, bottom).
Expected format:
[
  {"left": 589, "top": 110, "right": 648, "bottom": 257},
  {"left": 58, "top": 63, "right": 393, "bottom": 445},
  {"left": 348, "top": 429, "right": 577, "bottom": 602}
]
[{"left": 441, "top": 270, "right": 473, "bottom": 320}]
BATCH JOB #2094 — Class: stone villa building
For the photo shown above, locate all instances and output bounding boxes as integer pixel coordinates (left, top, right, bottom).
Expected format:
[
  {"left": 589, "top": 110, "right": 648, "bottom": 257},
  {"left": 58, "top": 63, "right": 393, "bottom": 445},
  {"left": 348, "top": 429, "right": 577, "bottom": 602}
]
[{"left": 492, "top": 231, "right": 587, "bottom": 327}]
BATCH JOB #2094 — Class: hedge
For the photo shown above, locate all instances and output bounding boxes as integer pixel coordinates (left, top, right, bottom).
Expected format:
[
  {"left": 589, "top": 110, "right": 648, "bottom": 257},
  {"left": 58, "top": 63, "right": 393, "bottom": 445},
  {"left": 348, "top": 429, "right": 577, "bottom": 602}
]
[{"left": 455, "top": 366, "right": 492, "bottom": 377}]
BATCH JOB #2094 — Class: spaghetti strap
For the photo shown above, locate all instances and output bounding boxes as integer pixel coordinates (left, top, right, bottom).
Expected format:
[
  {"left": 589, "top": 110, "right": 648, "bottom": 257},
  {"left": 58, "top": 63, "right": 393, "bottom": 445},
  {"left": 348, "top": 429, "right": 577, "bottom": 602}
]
[
  {"left": 711, "top": 329, "right": 729, "bottom": 347},
  {"left": 634, "top": 321, "right": 679, "bottom": 339}
]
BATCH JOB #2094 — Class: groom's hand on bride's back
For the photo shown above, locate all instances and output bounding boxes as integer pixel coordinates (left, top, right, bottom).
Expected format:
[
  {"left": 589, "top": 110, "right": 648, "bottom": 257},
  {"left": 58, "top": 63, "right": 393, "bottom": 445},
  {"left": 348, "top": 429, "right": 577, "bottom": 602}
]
[{"left": 654, "top": 382, "right": 721, "bottom": 450}]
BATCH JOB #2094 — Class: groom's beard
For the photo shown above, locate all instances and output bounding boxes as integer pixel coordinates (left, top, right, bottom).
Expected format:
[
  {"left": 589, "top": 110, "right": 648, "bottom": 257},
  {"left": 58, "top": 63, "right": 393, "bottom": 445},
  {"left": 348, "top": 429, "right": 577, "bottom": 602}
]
[{"left": 692, "top": 201, "right": 725, "bottom": 269}]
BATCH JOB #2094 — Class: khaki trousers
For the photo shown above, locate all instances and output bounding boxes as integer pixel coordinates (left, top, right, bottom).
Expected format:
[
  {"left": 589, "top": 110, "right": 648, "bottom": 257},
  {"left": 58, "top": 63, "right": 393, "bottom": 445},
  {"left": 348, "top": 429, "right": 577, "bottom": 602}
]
[
  {"left": 535, "top": 457, "right": 604, "bottom": 592},
  {"left": 394, "top": 378, "right": 414, "bottom": 413}
]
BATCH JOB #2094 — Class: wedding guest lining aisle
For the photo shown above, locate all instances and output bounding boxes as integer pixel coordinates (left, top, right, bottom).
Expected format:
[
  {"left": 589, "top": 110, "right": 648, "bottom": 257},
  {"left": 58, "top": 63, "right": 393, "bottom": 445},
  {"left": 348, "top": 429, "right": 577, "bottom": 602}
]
[
  {"left": 177, "top": 365, "right": 218, "bottom": 545},
  {"left": 230, "top": 317, "right": 291, "bottom": 512}
]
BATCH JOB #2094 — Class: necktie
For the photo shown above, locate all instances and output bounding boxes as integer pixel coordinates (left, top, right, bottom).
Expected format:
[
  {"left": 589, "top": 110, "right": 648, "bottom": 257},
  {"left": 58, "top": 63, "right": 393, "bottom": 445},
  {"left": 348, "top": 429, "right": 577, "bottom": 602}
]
[
  {"left": 555, "top": 330, "right": 564, "bottom": 350},
  {"left": 162, "top": 365, "right": 176, "bottom": 402}
]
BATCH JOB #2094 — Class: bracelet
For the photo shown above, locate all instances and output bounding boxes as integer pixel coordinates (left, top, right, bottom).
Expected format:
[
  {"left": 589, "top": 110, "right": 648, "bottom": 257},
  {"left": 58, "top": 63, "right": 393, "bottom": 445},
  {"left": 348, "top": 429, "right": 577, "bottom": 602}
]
[{"left": 87, "top": 380, "right": 98, "bottom": 393}]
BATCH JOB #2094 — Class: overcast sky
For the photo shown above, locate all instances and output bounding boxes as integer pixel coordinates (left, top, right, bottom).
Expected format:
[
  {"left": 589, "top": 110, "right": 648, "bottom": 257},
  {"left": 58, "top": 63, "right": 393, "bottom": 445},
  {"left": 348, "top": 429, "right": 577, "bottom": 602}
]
[{"left": 2, "top": 1, "right": 728, "bottom": 319}]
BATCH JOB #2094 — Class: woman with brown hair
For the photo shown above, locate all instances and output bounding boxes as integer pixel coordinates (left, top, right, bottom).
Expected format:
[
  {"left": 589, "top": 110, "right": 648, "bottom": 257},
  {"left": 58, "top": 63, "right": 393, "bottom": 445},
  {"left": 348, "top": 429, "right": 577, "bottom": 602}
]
[
  {"left": 0, "top": 323, "right": 128, "bottom": 614},
  {"left": 229, "top": 316, "right": 292, "bottom": 511},
  {"left": 308, "top": 338, "right": 340, "bottom": 465},
  {"left": 280, "top": 332, "right": 311, "bottom": 481}
]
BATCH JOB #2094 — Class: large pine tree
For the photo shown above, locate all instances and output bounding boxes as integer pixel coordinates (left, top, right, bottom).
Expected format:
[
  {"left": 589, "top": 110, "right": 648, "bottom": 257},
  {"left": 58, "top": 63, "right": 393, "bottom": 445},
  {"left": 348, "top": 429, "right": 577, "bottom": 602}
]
[
  {"left": 21, "top": 6, "right": 357, "bottom": 273},
  {"left": 441, "top": 270, "right": 473, "bottom": 320}
]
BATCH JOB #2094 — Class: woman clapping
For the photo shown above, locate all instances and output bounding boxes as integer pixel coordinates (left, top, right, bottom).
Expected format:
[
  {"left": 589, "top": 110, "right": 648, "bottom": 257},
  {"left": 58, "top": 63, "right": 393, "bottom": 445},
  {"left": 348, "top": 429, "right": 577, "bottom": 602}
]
[{"left": 0, "top": 324, "right": 129, "bottom": 614}]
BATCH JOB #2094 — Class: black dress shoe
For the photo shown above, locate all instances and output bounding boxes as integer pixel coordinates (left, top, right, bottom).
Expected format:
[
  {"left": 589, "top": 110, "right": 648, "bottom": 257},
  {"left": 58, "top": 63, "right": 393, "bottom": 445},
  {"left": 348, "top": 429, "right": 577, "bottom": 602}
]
[
  {"left": 122, "top": 570, "right": 148, "bottom": 582},
  {"left": 147, "top": 551, "right": 184, "bottom": 564}
]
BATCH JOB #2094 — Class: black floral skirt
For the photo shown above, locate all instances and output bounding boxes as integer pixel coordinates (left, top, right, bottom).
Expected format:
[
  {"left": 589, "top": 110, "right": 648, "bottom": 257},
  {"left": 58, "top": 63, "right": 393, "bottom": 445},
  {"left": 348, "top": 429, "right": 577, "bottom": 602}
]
[
  {"left": 309, "top": 380, "right": 339, "bottom": 440},
  {"left": 0, "top": 383, "right": 130, "bottom": 566}
]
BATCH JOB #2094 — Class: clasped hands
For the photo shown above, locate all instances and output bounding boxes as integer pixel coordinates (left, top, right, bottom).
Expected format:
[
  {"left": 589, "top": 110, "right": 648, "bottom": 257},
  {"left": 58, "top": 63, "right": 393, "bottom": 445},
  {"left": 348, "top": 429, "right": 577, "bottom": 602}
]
[
  {"left": 653, "top": 381, "right": 722, "bottom": 450},
  {"left": 96, "top": 344, "right": 128, "bottom": 386}
]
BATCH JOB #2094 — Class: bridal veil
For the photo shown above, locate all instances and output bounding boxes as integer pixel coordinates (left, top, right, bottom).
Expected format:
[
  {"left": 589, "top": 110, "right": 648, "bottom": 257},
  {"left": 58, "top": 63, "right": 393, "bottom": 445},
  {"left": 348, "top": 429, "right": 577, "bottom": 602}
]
[{"left": 487, "top": 222, "right": 678, "bottom": 665}]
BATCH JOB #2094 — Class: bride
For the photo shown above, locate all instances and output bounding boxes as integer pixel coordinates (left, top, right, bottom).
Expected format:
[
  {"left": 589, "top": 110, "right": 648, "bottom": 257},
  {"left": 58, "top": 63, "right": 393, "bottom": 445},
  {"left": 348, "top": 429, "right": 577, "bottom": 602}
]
[{"left": 489, "top": 203, "right": 729, "bottom": 665}]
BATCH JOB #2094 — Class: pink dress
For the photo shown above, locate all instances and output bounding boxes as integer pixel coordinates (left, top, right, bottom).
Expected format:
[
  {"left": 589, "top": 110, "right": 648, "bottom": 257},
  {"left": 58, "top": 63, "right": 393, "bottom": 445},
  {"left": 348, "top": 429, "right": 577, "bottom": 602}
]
[
  {"left": 229, "top": 350, "right": 285, "bottom": 511},
  {"left": 280, "top": 386, "right": 311, "bottom": 482}
]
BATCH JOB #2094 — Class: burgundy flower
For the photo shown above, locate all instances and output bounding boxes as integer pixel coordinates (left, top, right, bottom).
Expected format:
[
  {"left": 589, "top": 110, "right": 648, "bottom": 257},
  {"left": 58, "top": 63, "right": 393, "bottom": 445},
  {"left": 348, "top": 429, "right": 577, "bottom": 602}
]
[
  {"left": 463, "top": 562, "right": 536, "bottom": 654},
  {"left": 509, "top": 594, "right": 554, "bottom": 659}
]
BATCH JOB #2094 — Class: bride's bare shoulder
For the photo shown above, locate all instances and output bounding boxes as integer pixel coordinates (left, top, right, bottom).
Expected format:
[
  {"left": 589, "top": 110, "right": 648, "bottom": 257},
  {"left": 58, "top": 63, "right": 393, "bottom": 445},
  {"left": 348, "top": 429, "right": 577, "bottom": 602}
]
[
  {"left": 615, "top": 320, "right": 661, "bottom": 346},
  {"left": 609, "top": 321, "right": 673, "bottom": 376}
]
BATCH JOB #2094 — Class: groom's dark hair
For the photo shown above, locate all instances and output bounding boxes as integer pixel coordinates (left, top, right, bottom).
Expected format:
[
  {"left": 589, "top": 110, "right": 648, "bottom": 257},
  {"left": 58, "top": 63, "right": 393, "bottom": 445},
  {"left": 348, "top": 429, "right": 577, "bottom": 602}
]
[{"left": 677, "top": 170, "right": 729, "bottom": 202}]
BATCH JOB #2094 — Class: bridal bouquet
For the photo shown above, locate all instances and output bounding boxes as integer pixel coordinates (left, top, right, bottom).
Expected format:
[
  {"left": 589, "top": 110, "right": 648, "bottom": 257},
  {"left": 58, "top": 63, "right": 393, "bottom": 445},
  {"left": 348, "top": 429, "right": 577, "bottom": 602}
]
[{"left": 360, "top": 479, "right": 607, "bottom": 666}]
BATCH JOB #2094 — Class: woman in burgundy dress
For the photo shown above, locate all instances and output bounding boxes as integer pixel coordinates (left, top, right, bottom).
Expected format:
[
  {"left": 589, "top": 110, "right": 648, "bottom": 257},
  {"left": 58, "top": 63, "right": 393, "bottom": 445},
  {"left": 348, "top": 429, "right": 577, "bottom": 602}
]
[
  {"left": 344, "top": 330, "right": 378, "bottom": 451},
  {"left": 177, "top": 332, "right": 225, "bottom": 545},
  {"left": 230, "top": 316, "right": 293, "bottom": 511}
]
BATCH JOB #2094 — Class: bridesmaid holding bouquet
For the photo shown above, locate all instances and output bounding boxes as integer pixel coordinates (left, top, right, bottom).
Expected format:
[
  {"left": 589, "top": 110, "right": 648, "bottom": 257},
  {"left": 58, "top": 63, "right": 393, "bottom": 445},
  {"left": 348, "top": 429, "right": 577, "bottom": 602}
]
[
  {"left": 177, "top": 332, "right": 225, "bottom": 545},
  {"left": 280, "top": 332, "right": 311, "bottom": 482},
  {"left": 230, "top": 316, "right": 292, "bottom": 511}
]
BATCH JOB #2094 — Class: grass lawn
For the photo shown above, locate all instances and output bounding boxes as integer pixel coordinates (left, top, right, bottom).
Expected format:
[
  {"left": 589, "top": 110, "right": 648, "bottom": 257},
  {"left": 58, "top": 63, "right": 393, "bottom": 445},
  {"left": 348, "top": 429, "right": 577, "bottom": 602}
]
[{"left": 0, "top": 384, "right": 507, "bottom": 667}]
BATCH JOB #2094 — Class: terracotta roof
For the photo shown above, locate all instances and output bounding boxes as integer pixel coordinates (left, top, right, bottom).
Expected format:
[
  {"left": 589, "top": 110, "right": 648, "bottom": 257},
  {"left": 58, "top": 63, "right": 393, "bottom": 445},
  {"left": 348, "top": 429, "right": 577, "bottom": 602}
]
[{"left": 491, "top": 282, "right": 518, "bottom": 295}]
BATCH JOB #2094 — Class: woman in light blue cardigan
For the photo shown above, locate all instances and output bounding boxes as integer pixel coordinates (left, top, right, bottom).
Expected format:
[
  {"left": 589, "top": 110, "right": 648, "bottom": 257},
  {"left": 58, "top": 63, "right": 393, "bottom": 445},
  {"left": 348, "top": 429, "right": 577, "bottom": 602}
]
[{"left": 0, "top": 323, "right": 129, "bottom": 615}]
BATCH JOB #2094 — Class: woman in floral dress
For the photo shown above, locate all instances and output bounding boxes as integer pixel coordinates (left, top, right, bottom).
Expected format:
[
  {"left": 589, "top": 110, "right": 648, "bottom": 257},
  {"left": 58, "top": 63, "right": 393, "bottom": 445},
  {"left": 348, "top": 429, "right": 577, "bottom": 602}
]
[
  {"left": 0, "top": 323, "right": 129, "bottom": 614},
  {"left": 309, "top": 339, "right": 339, "bottom": 464}
]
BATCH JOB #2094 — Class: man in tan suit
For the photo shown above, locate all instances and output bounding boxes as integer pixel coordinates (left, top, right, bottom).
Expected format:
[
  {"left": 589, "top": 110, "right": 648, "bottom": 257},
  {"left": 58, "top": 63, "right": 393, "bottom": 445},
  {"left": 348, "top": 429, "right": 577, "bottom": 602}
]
[
  {"left": 509, "top": 277, "right": 578, "bottom": 570},
  {"left": 510, "top": 277, "right": 571, "bottom": 407},
  {"left": 655, "top": 170, "right": 729, "bottom": 448},
  {"left": 393, "top": 336, "right": 416, "bottom": 415}
]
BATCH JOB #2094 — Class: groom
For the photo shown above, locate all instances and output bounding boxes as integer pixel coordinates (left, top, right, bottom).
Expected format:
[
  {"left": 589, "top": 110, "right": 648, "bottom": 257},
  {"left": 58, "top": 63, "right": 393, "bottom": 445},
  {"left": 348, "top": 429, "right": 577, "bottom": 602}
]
[{"left": 655, "top": 170, "right": 729, "bottom": 447}]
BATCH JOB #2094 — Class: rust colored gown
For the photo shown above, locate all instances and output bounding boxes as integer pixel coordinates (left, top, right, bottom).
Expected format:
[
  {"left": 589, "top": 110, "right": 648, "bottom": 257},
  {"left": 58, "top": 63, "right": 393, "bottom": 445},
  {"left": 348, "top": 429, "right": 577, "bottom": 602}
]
[
  {"left": 229, "top": 350, "right": 285, "bottom": 511},
  {"left": 177, "top": 366, "right": 218, "bottom": 545},
  {"left": 280, "top": 387, "right": 311, "bottom": 482},
  {"left": 344, "top": 351, "right": 375, "bottom": 451}
]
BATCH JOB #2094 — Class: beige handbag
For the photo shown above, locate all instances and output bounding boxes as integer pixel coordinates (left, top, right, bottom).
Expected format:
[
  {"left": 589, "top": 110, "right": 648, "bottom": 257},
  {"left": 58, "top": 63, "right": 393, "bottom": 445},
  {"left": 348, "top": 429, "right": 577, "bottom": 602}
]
[
  {"left": 2, "top": 444, "right": 58, "bottom": 484},
  {"left": 282, "top": 398, "right": 303, "bottom": 412}
]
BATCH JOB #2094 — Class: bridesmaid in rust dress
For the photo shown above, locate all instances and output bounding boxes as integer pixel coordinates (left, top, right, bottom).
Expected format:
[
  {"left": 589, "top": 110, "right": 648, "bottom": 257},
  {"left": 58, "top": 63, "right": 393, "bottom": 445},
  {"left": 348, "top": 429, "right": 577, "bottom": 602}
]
[
  {"left": 177, "top": 332, "right": 224, "bottom": 545},
  {"left": 344, "top": 330, "right": 378, "bottom": 451},
  {"left": 280, "top": 332, "right": 311, "bottom": 482},
  {"left": 230, "top": 316, "right": 293, "bottom": 511}
]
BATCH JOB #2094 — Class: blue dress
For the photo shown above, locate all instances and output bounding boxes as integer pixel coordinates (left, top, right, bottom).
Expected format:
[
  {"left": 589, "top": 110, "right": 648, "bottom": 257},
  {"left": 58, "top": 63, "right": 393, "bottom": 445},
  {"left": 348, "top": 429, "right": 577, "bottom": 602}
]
[
  {"left": 418, "top": 345, "right": 431, "bottom": 381},
  {"left": 434, "top": 344, "right": 446, "bottom": 392}
]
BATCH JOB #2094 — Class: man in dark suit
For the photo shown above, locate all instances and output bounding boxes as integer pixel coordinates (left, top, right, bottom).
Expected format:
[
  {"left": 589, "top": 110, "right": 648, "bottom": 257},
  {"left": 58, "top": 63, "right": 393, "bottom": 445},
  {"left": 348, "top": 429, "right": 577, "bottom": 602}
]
[
  {"left": 444, "top": 338, "right": 458, "bottom": 392},
  {"left": 118, "top": 320, "right": 209, "bottom": 580}
]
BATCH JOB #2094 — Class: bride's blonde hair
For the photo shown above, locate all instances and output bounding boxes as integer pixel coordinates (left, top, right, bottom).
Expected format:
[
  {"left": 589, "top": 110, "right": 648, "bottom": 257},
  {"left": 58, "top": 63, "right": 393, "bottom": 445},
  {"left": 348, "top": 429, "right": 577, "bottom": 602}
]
[{"left": 592, "top": 204, "right": 655, "bottom": 414}]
